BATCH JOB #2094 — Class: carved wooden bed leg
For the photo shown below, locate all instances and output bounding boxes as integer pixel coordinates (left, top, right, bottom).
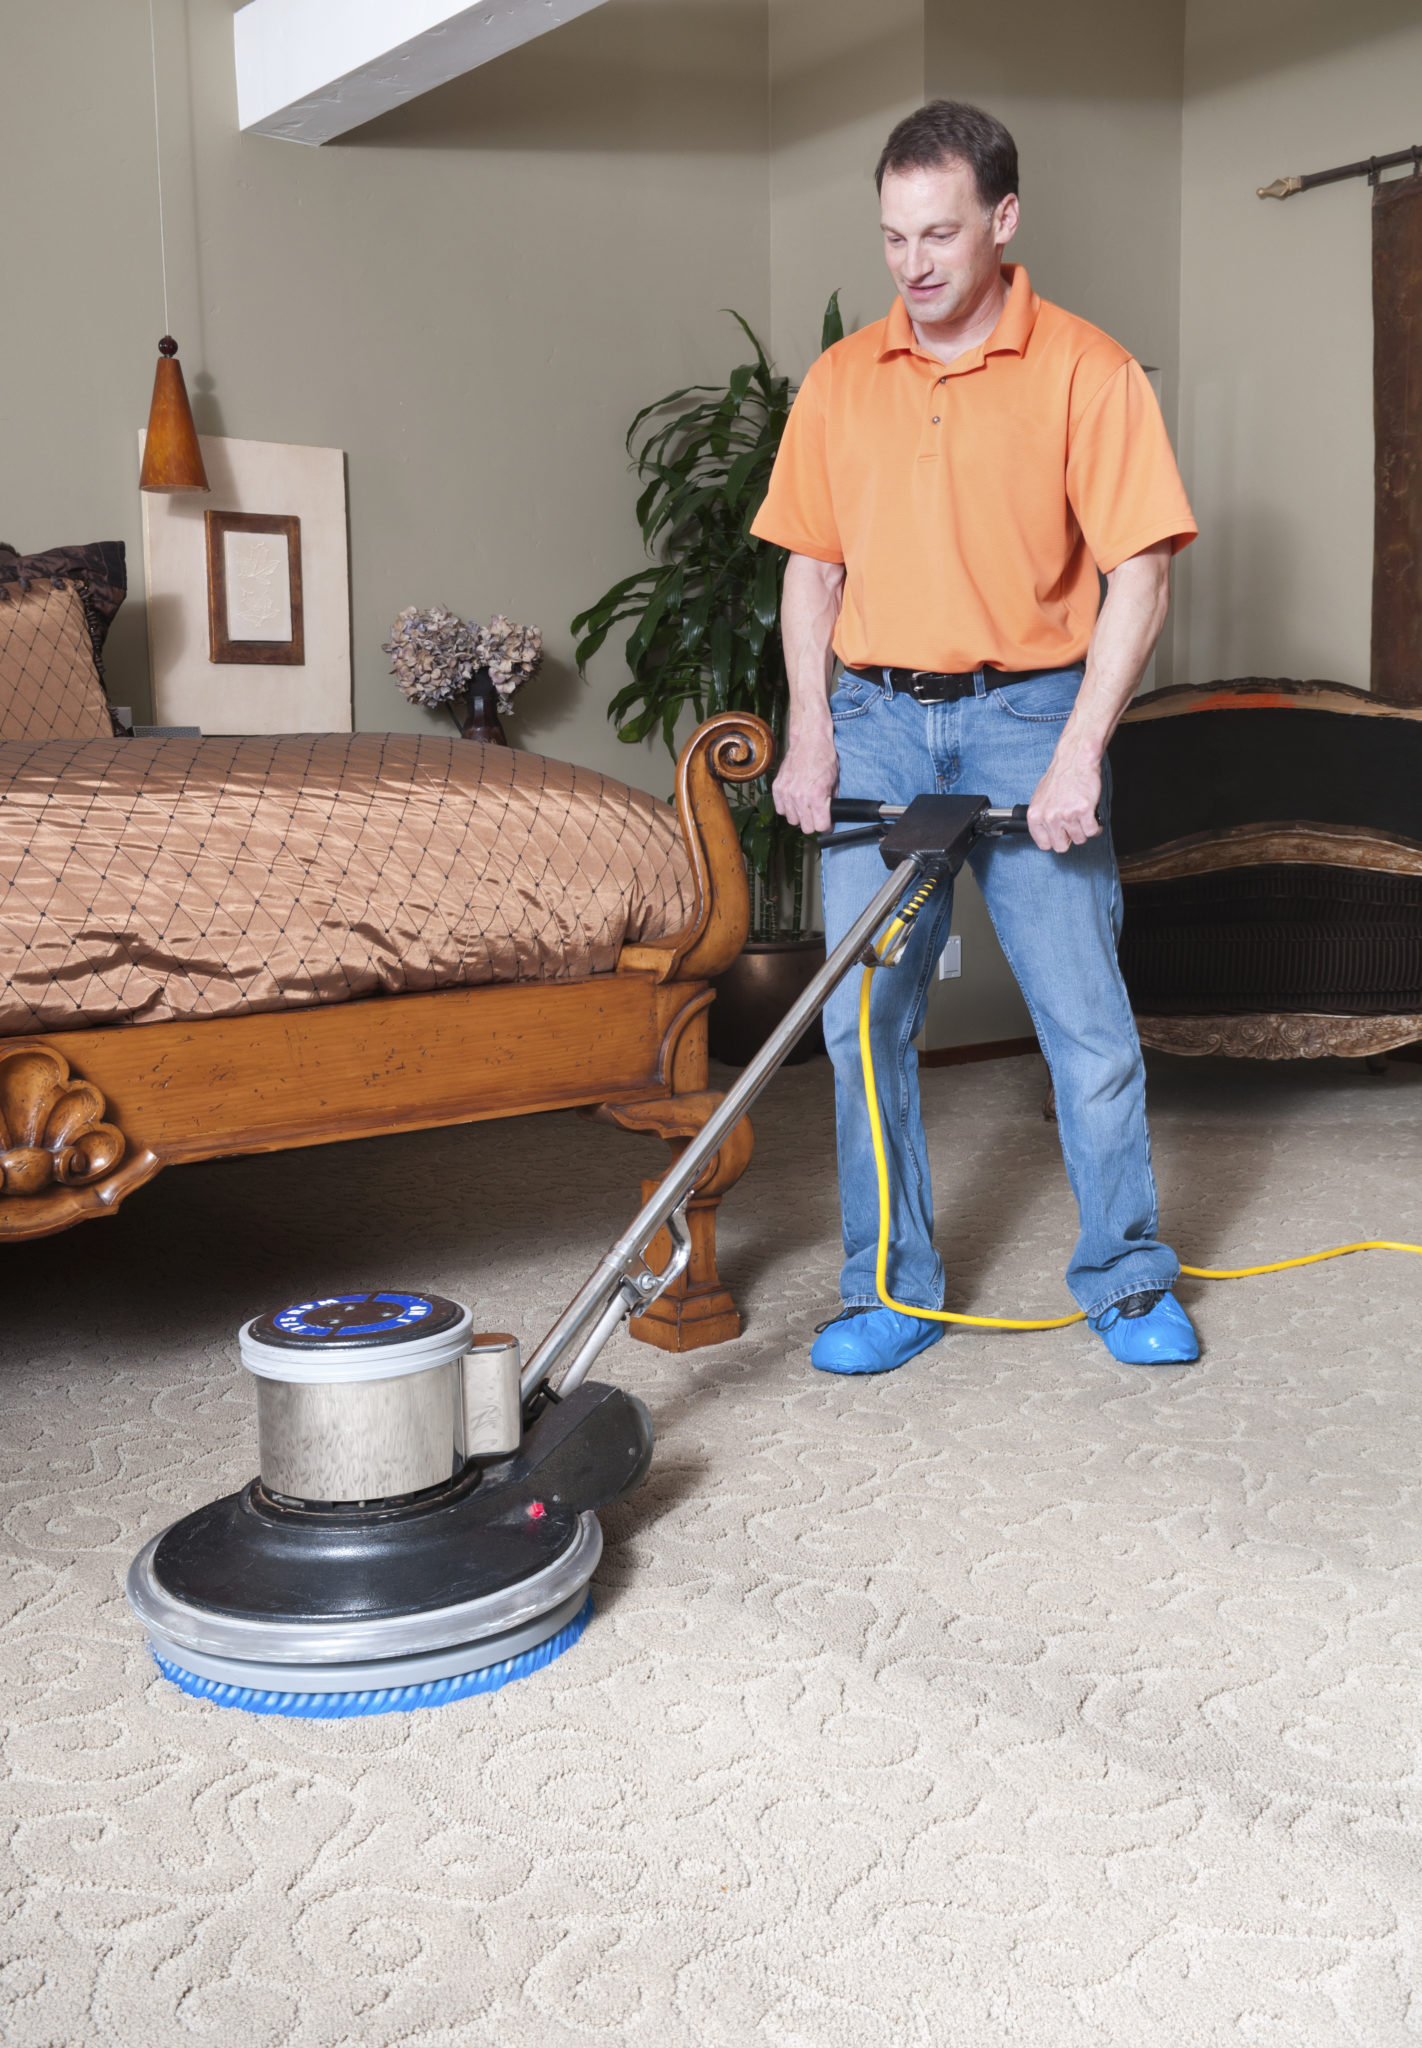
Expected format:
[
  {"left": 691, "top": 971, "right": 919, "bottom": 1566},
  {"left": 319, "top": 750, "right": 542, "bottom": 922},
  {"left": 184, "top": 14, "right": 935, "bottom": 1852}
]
[
  {"left": 590, "top": 1091, "right": 754, "bottom": 1351},
  {"left": 0, "top": 1040, "right": 160, "bottom": 1240}
]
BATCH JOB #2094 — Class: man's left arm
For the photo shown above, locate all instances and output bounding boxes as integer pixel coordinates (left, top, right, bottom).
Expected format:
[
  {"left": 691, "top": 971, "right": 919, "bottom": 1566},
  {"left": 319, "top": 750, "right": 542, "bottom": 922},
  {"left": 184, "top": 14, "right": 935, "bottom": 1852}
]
[{"left": 1026, "top": 540, "right": 1171, "bottom": 854}]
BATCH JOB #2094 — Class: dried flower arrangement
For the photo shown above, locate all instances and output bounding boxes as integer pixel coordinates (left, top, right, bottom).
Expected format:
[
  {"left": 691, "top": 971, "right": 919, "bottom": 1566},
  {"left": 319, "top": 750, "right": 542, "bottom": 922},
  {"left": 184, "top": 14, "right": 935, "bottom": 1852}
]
[
  {"left": 384, "top": 605, "right": 479, "bottom": 712},
  {"left": 384, "top": 606, "right": 543, "bottom": 743},
  {"left": 479, "top": 615, "right": 543, "bottom": 714}
]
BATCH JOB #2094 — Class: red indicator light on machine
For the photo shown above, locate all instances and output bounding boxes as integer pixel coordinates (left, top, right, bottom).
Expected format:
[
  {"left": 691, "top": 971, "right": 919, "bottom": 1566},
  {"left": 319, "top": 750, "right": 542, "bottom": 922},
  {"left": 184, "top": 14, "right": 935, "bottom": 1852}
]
[{"left": 527, "top": 1501, "right": 547, "bottom": 1519}]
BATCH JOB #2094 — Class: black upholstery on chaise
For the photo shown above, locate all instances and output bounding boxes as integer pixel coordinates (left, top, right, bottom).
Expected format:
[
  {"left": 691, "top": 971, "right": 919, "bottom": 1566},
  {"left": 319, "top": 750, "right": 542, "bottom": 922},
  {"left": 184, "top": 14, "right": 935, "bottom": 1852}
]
[
  {"left": 1110, "top": 697, "right": 1422, "bottom": 858},
  {"left": 1106, "top": 681, "right": 1422, "bottom": 1038},
  {"left": 1118, "top": 865, "right": 1422, "bottom": 1016}
]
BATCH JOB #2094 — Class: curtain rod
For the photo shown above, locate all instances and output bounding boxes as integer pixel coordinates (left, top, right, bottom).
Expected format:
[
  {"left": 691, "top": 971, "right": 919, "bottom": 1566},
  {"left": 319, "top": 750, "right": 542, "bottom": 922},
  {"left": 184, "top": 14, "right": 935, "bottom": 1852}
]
[{"left": 1259, "top": 144, "right": 1422, "bottom": 200}]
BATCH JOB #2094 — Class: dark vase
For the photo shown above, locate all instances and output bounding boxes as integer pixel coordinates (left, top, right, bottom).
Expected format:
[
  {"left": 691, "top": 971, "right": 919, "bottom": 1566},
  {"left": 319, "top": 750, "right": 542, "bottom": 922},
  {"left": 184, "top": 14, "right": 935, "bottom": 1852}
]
[
  {"left": 461, "top": 667, "right": 507, "bottom": 745},
  {"left": 707, "top": 933, "right": 827, "bottom": 1067}
]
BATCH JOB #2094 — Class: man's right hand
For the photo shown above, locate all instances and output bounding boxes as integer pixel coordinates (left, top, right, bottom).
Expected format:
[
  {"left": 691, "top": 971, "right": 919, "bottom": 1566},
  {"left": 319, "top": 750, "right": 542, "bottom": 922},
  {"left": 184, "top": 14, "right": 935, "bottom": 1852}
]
[
  {"left": 772, "top": 719, "right": 840, "bottom": 836},
  {"left": 773, "top": 552, "right": 848, "bottom": 836}
]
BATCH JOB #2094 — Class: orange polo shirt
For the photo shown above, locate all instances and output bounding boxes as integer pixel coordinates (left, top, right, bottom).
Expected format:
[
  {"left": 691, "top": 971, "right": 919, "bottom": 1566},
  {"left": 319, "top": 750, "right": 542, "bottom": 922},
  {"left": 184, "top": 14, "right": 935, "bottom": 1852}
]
[{"left": 750, "top": 264, "right": 1196, "bottom": 674}]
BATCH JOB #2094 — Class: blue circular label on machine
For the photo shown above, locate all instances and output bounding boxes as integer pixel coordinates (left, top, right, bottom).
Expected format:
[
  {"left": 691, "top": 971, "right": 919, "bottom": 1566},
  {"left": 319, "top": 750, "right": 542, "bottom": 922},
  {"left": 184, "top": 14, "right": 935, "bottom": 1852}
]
[{"left": 251, "top": 1291, "right": 464, "bottom": 1349}]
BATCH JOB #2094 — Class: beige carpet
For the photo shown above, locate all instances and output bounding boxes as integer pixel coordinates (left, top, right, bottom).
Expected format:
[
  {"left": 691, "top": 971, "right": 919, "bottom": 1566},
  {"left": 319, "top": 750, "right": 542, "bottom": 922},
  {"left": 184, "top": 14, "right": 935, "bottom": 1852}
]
[{"left": 3, "top": 1049, "right": 1421, "bottom": 2047}]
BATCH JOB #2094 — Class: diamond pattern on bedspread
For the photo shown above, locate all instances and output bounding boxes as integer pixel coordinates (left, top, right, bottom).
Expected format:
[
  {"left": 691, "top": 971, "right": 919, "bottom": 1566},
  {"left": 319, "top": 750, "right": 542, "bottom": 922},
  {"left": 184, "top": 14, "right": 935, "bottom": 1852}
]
[{"left": 0, "top": 733, "right": 696, "bottom": 1034}]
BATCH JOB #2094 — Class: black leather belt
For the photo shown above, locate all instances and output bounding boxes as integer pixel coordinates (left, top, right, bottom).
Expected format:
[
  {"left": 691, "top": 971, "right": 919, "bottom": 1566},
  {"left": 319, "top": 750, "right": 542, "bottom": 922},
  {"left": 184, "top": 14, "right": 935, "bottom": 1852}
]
[{"left": 846, "top": 664, "right": 1080, "bottom": 704}]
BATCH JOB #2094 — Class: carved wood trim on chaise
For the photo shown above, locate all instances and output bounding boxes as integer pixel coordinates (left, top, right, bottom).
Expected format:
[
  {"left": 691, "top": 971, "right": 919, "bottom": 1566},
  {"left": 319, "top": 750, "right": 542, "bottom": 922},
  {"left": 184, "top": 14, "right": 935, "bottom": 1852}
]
[
  {"left": 0, "top": 712, "right": 771, "bottom": 1352},
  {"left": 1110, "top": 680, "right": 1422, "bottom": 1060}
]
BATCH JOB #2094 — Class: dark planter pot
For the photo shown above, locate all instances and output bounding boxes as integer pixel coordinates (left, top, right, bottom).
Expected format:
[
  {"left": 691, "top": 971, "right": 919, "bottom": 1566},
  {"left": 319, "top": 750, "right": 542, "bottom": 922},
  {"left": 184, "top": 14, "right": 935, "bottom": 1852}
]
[
  {"left": 708, "top": 934, "right": 827, "bottom": 1067},
  {"left": 460, "top": 668, "right": 507, "bottom": 745}
]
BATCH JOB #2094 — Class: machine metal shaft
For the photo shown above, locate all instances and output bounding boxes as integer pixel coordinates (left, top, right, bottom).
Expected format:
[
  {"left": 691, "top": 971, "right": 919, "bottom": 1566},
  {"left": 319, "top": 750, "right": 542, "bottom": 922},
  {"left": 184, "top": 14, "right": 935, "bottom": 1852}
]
[{"left": 520, "top": 856, "right": 923, "bottom": 1400}]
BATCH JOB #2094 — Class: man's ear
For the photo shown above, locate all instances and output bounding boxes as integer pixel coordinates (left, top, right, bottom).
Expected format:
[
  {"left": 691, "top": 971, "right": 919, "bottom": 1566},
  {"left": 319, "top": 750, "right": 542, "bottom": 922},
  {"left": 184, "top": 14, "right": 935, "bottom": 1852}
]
[{"left": 995, "top": 193, "right": 1020, "bottom": 249}]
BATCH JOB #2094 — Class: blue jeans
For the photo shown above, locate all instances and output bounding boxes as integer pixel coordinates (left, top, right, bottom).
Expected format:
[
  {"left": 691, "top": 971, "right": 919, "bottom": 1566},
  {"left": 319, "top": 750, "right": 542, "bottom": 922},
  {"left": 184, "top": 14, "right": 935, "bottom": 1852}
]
[{"left": 820, "top": 665, "right": 1178, "bottom": 1321}]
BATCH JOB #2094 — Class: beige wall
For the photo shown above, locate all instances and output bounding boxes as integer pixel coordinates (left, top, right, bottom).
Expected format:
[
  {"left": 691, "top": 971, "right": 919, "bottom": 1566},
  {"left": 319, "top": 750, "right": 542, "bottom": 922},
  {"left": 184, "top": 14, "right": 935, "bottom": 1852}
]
[
  {"left": 767, "top": 0, "right": 925, "bottom": 377},
  {"left": 1176, "top": 0, "right": 1422, "bottom": 690},
  {"left": 0, "top": 0, "right": 769, "bottom": 786},
  {"left": 926, "top": 1, "right": 1186, "bottom": 520}
]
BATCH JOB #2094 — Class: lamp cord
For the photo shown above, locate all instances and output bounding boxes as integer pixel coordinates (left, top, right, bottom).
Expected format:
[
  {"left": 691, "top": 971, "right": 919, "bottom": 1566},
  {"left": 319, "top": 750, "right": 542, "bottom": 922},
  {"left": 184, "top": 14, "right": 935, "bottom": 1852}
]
[{"left": 147, "top": 0, "right": 171, "bottom": 335}]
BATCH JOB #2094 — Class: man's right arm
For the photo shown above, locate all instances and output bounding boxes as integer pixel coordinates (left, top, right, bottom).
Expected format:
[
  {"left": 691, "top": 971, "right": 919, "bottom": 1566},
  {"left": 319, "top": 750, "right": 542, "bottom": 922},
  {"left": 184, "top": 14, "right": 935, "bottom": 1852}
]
[{"left": 771, "top": 552, "right": 846, "bottom": 836}]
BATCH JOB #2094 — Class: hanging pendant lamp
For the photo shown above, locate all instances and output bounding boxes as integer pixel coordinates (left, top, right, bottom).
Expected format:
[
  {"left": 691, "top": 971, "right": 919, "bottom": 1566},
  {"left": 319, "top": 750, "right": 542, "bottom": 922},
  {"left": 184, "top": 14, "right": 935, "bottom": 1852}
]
[
  {"left": 140, "top": 336, "right": 209, "bottom": 492},
  {"left": 139, "top": 0, "right": 208, "bottom": 494}
]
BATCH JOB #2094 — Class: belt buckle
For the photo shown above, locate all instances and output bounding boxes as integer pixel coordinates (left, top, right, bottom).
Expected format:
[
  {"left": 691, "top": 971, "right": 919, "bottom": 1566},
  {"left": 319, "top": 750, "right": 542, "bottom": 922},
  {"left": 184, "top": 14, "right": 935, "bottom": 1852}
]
[{"left": 909, "top": 671, "right": 943, "bottom": 704}]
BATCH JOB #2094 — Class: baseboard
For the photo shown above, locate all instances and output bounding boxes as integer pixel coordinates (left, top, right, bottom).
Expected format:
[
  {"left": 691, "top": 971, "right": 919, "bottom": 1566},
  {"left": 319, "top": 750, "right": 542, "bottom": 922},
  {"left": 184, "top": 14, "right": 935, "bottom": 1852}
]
[{"left": 919, "top": 1036, "right": 1040, "bottom": 1068}]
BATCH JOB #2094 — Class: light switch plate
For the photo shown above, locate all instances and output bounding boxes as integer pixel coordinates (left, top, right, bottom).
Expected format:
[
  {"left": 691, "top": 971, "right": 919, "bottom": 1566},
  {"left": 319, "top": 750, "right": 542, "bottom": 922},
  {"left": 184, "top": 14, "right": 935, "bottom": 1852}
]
[{"left": 937, "top": 936, "right": 962, "bottom": 980}]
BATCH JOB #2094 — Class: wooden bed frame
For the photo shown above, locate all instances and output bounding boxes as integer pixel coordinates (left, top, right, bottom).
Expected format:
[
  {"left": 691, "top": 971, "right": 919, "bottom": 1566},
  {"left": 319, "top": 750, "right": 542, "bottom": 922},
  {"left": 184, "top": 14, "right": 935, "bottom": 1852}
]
[{"left": 0, "top": 711, "right": 772, "bottom": 1353}]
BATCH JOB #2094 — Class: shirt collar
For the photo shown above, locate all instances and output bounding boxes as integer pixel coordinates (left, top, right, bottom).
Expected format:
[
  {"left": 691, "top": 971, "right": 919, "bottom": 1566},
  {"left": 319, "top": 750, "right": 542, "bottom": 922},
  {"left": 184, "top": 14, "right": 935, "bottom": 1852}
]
[{"left": 876, "top": 263, "right": 1040, "bottom": 366}]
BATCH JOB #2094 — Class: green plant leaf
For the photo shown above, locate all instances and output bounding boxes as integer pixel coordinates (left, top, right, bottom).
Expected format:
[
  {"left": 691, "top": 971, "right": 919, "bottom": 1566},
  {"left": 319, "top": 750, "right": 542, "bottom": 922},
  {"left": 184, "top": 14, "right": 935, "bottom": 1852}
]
[
  {"left": 821, "top": 289, "right": 845, "bottom": 352},
  {"left": 750, "top": 545, "right": 781, "bottom": 630},
  {"left": 725, "top": 310, "right": 772, "bottom": 375},
  {"left": 625, "top": 385, "right": 717, "bottom": 450},
  {"left": 708, "top": 614, "right": 733, "bottom": 704},
  {"left": 616, "top": 704, "right": 661, "bottom": 744},
  {"left": 681, "top": 585, "right": 713, "bottom": 654},
  {"left": 724, "top": 444, "right": 768, "bottom": 504},
  {"left": 570, "top": 569, "right": 658, "bottom": 637}
]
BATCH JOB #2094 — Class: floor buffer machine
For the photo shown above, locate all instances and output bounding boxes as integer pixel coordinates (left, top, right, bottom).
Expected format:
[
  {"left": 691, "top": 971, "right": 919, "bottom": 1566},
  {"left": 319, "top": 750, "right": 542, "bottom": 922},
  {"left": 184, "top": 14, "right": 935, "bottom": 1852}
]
[{"left": 124, "top": 797, "right": 1039, "bottom": 1716}]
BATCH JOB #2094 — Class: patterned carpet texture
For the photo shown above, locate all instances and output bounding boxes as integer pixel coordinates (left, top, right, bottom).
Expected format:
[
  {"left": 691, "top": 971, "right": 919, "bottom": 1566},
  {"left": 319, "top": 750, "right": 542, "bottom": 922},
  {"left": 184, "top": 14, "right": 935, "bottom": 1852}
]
[{"left": 3, "top": 1050, "right": 1420, "bottom": 2047}]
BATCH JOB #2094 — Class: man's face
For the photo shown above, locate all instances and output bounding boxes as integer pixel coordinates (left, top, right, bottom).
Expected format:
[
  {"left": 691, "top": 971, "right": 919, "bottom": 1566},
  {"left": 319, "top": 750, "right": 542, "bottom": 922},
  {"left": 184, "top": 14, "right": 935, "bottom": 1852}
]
[{"left": 880, "top": 159, "right": 1018, "bottom": 327}]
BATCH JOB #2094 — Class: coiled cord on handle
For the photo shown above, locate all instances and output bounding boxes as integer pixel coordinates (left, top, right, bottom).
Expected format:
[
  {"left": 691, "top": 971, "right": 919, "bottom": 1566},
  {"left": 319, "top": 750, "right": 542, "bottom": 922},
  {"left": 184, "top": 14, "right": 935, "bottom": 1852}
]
[{"left": 857, "top": 911, "right": 1422, "bottom": 1330}]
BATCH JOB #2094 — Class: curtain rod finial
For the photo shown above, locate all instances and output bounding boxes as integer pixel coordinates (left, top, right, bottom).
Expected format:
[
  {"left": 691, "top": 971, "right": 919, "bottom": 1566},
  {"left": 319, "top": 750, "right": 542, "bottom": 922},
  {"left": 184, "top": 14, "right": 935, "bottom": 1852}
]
[{"left": 1258, "top": 175, "right": 1303, "bottom": 199}]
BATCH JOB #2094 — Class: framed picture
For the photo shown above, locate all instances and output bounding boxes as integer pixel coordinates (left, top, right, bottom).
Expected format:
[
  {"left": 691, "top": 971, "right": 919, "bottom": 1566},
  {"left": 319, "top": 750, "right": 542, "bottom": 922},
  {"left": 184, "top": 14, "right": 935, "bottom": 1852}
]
[
  {"left": 141, "top": 435, "right": 350, "bottom": 733},
  {"left": 206, "top": 510, "right": 304, "bottom": 665}
]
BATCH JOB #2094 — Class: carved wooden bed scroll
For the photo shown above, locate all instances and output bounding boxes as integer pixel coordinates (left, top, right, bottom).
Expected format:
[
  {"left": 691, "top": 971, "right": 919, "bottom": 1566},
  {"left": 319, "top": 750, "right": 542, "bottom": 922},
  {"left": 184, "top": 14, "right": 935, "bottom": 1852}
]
[{"left": 2, "top": 712, "right": 772, "bottom": 1353}]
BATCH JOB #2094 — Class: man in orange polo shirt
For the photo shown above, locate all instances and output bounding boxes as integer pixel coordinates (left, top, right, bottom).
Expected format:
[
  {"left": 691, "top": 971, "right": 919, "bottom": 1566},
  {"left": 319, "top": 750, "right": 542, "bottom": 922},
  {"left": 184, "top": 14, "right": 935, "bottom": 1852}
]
[{"left": 752, "top": 99, "right": 1199, "bottom": 1373}]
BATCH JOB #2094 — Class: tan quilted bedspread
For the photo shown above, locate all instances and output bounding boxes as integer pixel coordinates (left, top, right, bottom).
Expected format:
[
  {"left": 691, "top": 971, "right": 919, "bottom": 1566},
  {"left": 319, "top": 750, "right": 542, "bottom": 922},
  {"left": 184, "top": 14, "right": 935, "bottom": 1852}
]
[{"left": 0, "top": 733, "right": 695, "bottom": 1035}]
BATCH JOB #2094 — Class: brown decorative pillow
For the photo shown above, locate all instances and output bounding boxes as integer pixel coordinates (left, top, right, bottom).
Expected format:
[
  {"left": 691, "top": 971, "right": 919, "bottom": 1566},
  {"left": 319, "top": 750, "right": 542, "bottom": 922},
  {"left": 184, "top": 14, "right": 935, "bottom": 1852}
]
[
  {"left": 0, "top": 540, "right": 126, "bottom": 680},
  {"left": 0, "top": 576, "right": 117, "bottom": 742}
]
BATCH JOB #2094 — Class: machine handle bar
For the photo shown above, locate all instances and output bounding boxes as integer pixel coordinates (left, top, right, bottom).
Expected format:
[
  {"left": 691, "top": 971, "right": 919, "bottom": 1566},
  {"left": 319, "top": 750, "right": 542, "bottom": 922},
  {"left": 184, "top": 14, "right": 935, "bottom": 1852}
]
[
  {"left": 828, "top": 798, "right": 894, "bottom": 822},
  {"left": 827, "top": 798, "right": 1032, "bottom": 834}
]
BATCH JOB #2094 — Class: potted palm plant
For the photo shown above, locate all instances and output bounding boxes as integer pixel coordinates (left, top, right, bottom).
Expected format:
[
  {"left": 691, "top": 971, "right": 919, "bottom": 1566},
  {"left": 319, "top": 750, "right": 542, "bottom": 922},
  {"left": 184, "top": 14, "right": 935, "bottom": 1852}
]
[{"left": 572, "top": 296, "right": 843, "bottom": 1063}]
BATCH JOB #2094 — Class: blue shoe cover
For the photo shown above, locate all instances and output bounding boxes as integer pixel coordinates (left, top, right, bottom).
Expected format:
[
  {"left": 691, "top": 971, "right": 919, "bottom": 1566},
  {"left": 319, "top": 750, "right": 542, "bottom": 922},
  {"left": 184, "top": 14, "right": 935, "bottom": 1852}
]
[
  {"left": 1091, "top": 1288, "right": 1199, "bottom": 1365},
  {"left": 810, "top": 1304, "right": 946, "bottom": 1375}
]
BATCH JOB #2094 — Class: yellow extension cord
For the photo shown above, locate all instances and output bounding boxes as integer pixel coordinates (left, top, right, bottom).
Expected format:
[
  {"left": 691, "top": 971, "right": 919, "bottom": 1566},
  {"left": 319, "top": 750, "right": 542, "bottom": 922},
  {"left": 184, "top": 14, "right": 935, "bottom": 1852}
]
[{"left": 858, "top": 899, "right": 1422, "bottom": 1332}]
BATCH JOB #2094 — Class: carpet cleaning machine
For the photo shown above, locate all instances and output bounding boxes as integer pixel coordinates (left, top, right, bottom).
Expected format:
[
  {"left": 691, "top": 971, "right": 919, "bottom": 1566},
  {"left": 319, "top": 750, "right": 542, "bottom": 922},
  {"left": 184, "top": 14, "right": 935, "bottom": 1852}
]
[{"left": 126, "top": 795, "right": 1420, "bottom": 1716}]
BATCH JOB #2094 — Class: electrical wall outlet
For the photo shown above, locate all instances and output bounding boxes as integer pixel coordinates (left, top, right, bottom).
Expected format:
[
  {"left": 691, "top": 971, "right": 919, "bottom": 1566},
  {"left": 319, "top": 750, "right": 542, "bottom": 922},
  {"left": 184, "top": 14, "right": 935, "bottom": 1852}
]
[{"left": 937, "top": 936, "right": 962, "bottom": 980}]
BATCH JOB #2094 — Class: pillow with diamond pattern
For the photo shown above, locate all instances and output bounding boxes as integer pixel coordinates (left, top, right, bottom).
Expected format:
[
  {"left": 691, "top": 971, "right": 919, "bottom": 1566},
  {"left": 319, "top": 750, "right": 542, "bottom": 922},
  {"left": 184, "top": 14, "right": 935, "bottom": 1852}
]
[
  {"left": 0, "top": 540, "right": 126, "bottom": 636},
  {"left": 0, "top": 575, "right": 116, "bottom": 741}
]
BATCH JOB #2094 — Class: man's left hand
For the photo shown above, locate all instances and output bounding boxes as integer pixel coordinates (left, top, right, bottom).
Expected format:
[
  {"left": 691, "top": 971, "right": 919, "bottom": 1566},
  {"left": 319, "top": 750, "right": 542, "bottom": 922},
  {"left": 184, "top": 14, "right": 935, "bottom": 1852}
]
[{"left": 1026, "top": 744, "right": 1103, "bottom": 853}]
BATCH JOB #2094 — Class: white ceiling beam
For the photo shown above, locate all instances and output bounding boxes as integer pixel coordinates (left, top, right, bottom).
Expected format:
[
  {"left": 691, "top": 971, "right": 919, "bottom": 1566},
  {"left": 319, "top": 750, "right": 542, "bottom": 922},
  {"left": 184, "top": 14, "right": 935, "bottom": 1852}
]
[{"left": 234, "top": 0, "right": 611, "bottom": 146}]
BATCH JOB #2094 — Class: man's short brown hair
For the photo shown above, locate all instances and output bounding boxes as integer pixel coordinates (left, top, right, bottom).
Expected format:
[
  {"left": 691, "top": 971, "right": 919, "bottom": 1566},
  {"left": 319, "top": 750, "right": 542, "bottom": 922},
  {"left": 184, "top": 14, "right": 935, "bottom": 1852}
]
[{"left": 875, "top": 100, "right": 1019, "bottom": 208}]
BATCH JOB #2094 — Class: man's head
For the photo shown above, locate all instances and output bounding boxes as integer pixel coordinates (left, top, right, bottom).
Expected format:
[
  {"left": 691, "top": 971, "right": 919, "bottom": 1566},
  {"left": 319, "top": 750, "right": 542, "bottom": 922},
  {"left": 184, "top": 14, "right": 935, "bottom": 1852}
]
[{"left": 876, "top": 101, "right": 1020, "bottom": 331}]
